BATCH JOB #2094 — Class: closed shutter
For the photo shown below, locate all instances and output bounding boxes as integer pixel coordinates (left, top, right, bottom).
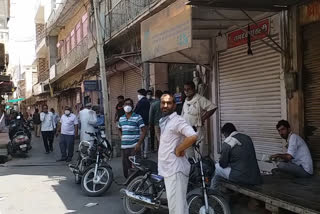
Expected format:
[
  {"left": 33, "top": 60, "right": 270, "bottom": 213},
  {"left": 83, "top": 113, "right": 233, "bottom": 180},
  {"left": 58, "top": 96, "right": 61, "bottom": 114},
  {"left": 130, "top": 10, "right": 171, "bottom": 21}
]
[
  {"left": 303, "top": 22, "right": 320, "bottom": 163},
  {"left": 109, "top": 73, "right": 124, "bottom": 136},
  {"left": 124, "top": 69, "right": 143, "bottom": 106},
  {"left": 218, "top": 35, "right": 283, "bottom": 156}
]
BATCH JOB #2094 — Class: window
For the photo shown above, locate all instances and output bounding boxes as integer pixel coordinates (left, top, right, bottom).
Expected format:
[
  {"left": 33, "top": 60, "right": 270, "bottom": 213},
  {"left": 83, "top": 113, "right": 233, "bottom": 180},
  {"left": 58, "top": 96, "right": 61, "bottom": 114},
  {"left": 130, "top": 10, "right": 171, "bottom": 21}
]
[
  {"left": 76, "top": 22, "right": 82, "bottom": 44},
  {"left": 82, "top": 13, "right": 88, "bottom": 38},
  {"left": 71, "top": 29, "right": 76, "bottom": 50}
]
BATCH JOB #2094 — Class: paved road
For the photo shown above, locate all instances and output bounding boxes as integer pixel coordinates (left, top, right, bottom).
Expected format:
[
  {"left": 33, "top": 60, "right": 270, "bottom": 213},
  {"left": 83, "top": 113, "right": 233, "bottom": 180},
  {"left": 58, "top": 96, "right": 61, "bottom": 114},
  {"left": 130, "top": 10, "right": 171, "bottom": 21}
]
[
  {"left": 0, "top": 135, "right": 130, "bottom": 214},
  {"left": 0, "top": 134, "right": 263, "bottom": 214}
]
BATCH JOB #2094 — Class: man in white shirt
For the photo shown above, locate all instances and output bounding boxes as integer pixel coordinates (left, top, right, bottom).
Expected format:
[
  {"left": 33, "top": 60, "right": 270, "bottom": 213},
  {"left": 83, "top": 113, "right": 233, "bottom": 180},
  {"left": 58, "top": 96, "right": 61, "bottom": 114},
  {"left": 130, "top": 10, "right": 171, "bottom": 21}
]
[
  {"left": 56, "top": 106, "right": 78, "bottom": 162},
  {"left": 158, "top": 93, "right": 197, "bottom": 214},
  {"left": 78, "top": 103, "right": 97, "bottom": 143},
  {"left": 182, "top": 81, "right": 217, "bottom": 158},
  {"left": 40, "top": 105, "right": 55, "bottom": 154},
  {"left": 271, "top": 120, "right": 313, "bottom": 177}
]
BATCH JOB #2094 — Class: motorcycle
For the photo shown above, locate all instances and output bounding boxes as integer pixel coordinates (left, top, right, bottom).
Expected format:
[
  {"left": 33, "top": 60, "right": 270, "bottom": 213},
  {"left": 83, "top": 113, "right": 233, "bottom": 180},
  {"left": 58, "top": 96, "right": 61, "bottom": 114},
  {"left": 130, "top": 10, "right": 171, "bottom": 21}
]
[
  {"left": 69, "top": 127, "right": 113, "bottom": 197},
  {"left": 7, "top": 115, "right": 32, "bottom": 155},
  {"left": 120, "top": 143, "right": 231, "bottom": 214}
]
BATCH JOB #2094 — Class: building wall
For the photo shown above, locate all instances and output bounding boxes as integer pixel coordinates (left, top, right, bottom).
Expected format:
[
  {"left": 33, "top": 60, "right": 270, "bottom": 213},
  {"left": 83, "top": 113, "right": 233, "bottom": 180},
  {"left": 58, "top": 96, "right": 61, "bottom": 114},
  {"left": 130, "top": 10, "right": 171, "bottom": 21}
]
[
  {"left": 36, "top": 23, "right": 45, "bottom": 46},
  {"left": 149, "top": 63, "right": 169, "bottom": 92}
]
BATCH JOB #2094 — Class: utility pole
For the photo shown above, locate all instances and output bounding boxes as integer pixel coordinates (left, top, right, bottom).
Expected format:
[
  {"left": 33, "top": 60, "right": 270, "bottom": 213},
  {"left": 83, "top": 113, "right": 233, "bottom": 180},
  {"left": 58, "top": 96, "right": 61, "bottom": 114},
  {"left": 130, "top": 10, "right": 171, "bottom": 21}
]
[{"left": 93, "top": 0, "right": 111, "bottom": 143}]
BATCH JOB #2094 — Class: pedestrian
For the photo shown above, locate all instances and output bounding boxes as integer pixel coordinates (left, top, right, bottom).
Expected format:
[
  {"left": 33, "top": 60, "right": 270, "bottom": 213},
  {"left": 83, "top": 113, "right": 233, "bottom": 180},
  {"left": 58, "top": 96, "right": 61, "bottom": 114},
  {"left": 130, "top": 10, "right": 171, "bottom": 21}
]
[
  {"left": 78, "top": 103, "right": 97, "bottom": 143},
  {"left": 118, "top": 98, "right": 147, "bottom": 178},
  {"left": 182, "top": 81, "right": 217, "bottom": 158},
  {"left": 93, "top": 106, "right": 105, "bottom": 127},
  {"left": 40, "top": 105, "right": 55, "bottom": 154},
  {"left": 33, "top": 109, "right": 41, "bottom": 137},
  {"left": 114, "top": 95, "right": 125, "bottom": 124},
  {"left": 50, "top": 108, "right": 60, "bottom": 134},
  {"left": 146, "top": 90, "right": 154, "bottom": 103},
  {"left": 158, "top": 93, "right": 197, "bottom": 214},
  {"left": 149, "top": 90, "right": 163, "bottom": 152},
  {"left": 134, "top": 89, "right": 150, "bottom": 158},
  {"left": 56, "top": 106, "right": 78, "bottom": 162}
]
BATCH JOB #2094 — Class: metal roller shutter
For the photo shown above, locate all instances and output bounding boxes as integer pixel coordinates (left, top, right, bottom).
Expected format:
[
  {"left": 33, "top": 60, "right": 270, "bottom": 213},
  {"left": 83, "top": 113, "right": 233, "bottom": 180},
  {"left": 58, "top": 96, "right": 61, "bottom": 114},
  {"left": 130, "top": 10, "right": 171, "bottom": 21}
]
[
  {"left": 303, "top": 22, "right": 320, "bottom": 164},
  {"left": 109, "top": 73, "right": 124, "bottom": 136},
  {"left": 218, "top": 36, "right": 283, "bottom": 156},
  {"left": 124, "top": 69, "right": 143, "bottom": 107}
]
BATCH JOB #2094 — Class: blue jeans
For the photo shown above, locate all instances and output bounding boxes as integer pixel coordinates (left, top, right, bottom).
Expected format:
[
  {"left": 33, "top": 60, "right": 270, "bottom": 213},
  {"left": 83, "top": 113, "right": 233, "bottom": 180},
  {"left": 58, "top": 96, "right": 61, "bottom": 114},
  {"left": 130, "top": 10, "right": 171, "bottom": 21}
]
[
  {"left": 59, "top": 134, "right": 75, "bottom": 159},
  {"left": 278, "top": 162, "right": 312, "bottom": 178}
]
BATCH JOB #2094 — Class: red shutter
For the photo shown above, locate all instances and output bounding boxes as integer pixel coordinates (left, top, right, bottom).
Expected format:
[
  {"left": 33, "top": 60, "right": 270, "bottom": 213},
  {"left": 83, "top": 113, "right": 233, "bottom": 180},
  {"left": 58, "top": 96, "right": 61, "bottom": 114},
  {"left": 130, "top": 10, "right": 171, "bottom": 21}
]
[
  {"left": 82, "top": 13, "right": 88, "bottom": 37},
  {"left": 71, "top": 29, "right": 75, "bottom": 49},
  {"left": 76, "top": 22, "right": 82, "bottom": 44}
]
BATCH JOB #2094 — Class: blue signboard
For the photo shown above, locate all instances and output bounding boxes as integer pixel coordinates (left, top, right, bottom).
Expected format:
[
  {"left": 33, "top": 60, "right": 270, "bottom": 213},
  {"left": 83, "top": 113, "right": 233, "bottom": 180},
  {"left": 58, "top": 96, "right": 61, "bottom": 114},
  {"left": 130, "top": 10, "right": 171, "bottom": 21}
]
[{"left": 83, "top": 80, "right": 101, "bottom": 91}]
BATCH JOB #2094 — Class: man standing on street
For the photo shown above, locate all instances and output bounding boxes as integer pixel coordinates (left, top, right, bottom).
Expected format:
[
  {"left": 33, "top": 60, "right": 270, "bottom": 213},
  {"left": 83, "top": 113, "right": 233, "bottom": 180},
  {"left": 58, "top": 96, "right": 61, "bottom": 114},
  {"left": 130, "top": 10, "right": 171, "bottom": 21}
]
[
  {"left": 149, "top": 90, "right": 163, "bottom": 152},
  {"left": 56, "top": 106, "right": 78, "bottom": 162},
  {"left": 118, "top": 98, "right": 147, "bottom": 178},
  {"left": 79, "top": 103, "right": 97, "bottom": 143},
  {"left": 134, "top": 89, "right": 150, "bottom": 158},
  {"left": 33, "top": 109, "right": 41, "bottom": 137},
  {"left": 182, "top": 81, "right": 217, "bottom": 157},
  {"left": 40, "top": 105, "right": 55, "bottom": 154},
  {"left": 114, "top": 95, "right": 125, "bottom": 123},
  {"left": 158, "top": 93, "right": 197, "bottom": 214}
]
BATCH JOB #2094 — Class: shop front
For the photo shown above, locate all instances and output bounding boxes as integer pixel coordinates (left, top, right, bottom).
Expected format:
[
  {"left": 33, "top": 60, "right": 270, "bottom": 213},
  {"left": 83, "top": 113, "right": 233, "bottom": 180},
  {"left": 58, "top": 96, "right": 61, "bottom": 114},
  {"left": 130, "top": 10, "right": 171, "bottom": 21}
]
[
  {"left": 299, "top": 0, "right": 320, "bottom": 169},
  {"left": 215, "top": 14, "right": 286, "bottom": 158}
]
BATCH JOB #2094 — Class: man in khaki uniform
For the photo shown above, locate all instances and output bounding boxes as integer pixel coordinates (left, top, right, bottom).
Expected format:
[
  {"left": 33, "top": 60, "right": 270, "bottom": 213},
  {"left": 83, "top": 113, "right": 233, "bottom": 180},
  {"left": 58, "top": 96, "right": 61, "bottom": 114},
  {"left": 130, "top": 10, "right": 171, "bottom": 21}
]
[{"left": 182, "top": 81, "right": 217, "bottom": 158}]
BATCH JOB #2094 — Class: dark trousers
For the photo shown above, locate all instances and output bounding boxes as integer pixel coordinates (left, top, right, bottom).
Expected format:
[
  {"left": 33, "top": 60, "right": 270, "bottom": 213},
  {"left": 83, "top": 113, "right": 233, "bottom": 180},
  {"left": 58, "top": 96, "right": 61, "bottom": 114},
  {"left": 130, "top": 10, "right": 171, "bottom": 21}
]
[
  {"left": 42, "top": 131, "right": 54, "bottom": 152},
  {"left": 150, "top": 126, "right": 155, "bottom": 151},
  {"left": 59, "top": 134, "right": 75, "bottom": 159},
  {"left": 122, "top": 148, "right": 135, "bottom": 178}
]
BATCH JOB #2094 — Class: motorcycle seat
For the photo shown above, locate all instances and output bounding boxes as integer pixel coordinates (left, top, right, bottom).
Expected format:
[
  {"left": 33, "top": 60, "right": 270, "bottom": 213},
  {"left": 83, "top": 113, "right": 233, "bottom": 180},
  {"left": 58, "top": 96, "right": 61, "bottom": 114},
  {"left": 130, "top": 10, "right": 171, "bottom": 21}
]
[{"left": 150, "top": 174, "right": 164, "bottom": 183}]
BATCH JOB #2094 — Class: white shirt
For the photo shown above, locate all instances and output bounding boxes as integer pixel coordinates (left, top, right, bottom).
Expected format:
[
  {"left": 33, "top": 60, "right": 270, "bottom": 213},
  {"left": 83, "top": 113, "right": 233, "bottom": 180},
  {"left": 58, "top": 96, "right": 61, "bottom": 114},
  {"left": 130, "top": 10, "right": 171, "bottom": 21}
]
[
  {"left": 182, "top": 93, "right": 216, "bottom": 127},
  {"left": 40, "top": 112, "right": 55, "bottom": 131},
  {"left": 287, "top": 133, "right": 313, "bottom": 175},
  {"left": 60, "top": 113, "right": 78, "bottom": 135},
  {"left": 158, "top": 112, "right": 197, "bottom": 178},
  {"left": 79, "top": 108, "right": 97, "bottom": 142}
]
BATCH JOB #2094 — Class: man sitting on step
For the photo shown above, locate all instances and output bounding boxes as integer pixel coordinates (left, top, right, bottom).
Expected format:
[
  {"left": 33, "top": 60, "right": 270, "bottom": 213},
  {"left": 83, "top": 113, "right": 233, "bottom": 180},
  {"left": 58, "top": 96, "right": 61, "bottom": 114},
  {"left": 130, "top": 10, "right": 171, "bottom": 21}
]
[
  {"left": 211, "top": 123, "right": 262, "bottom": 189},
  {"left": 270, "top": 120, "right": 313, "bottom": 178}
]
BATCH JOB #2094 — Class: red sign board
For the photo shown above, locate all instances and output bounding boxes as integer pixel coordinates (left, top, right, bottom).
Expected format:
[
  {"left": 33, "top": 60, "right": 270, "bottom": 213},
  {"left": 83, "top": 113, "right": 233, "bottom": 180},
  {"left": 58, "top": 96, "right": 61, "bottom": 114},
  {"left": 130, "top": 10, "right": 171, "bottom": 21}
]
[{"left": 227, "top": 19, "right": 270, "bottom": 49}]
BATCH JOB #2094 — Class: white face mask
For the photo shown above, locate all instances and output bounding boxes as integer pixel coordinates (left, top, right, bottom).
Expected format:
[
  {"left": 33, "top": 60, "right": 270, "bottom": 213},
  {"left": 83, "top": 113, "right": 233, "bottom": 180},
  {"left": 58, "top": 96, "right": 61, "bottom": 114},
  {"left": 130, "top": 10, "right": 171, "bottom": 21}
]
[
  {"left": 123, "top": 105, "right": 132, "bottom": 113},
  {"left": 65, "top": 110, "right": 71, "bottom": 115},
  {"left": 146, "top": 95, "right": 152, "bottom": 99},
  {"left": 138, "top": 95, "right": 144, "bottom": 100}
]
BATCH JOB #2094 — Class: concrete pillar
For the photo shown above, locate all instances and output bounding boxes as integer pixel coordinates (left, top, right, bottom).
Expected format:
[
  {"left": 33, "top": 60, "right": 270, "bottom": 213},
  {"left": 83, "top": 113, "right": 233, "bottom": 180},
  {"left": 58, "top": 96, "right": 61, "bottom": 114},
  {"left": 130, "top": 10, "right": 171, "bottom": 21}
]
[{"left": 48, "top": 36, "right": 58, "bottom": 68}]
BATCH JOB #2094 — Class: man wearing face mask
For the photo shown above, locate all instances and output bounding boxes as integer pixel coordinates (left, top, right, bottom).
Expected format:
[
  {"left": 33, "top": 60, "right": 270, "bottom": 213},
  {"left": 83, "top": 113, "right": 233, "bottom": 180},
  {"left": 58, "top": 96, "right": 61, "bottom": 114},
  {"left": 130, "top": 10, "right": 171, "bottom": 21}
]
[
  {"left": 134, "top": 89, "right": 150, "bottom": 158},
  {"left": 56, "top": 107, "right": 78, "bottom": 162},
  {"left": 146, "top": 90, "right": 154, "bottom": 103},
  {"left": 118, "top": 98, "right": 147, "bottom": 178}
]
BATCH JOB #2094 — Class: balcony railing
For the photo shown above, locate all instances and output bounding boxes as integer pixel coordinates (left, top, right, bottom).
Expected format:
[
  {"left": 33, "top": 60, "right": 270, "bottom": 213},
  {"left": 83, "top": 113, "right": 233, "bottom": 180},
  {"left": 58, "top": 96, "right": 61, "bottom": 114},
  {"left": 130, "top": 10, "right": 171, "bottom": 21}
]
[
  {"left": 105, "top": 0, "right": 160, "bottom": 39},
  {"left": 56, "top": 37, "right": 89, "bottom": 77}
]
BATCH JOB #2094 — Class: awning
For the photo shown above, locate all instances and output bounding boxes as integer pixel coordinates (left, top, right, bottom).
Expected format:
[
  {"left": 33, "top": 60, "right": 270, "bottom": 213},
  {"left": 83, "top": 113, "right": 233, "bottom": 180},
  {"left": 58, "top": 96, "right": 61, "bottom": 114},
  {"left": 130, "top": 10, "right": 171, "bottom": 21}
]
[{"left": 186, "top": 0, "right": 309, "bottom": 11}]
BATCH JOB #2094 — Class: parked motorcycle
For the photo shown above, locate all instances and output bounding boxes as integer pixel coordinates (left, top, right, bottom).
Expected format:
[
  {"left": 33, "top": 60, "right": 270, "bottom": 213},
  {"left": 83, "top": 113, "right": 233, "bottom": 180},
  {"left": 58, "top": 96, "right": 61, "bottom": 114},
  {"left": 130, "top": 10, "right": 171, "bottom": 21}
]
[
  {"left": 69, "top": 127, "right": 113, "bottom": 197},
  {"left": 7, "top": 115, "right": 32, "bottom": 155},
  {"left": 120, "top": 143, "right": 230, "bottom": 214}
]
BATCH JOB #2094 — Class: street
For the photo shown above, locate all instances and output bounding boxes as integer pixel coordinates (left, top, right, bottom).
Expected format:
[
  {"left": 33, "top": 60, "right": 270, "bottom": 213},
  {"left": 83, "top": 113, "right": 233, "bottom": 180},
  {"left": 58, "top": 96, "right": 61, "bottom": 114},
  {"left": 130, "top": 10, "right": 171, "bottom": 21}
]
[{"left": 0, "top": 135, "right": 128, "bottom": 214}]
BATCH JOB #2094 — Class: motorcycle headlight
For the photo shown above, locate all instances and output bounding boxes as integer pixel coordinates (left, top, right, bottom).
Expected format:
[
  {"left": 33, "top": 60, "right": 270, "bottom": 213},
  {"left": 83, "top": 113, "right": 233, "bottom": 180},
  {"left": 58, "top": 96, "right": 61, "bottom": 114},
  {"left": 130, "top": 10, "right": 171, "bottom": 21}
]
[{"left": 79, "top": 141, "right": 91, "bottom": 156}]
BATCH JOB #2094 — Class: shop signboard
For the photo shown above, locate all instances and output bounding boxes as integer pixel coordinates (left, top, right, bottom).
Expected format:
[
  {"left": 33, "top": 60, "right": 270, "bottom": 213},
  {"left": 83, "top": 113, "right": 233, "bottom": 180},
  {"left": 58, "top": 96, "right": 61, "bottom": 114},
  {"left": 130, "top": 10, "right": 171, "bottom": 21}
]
[
  {"left": 141, "top": 0, "right": 192, "bottom": 62},
  {"left": 300, "top": 0, "right": 320, "bottom": 25},
  {"left": 227, "top": 19, "right": 270, "bottom": 49},
  {"left": 83, "top": 80, "right": 101, "bottom": 91}
]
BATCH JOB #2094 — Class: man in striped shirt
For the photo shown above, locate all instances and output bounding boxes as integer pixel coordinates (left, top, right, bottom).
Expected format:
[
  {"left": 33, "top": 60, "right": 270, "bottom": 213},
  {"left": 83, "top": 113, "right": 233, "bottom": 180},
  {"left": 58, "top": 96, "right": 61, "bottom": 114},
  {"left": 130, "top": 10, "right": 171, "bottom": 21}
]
[{"left": 118, "top": 98, "right": 147, "bottom": 178}]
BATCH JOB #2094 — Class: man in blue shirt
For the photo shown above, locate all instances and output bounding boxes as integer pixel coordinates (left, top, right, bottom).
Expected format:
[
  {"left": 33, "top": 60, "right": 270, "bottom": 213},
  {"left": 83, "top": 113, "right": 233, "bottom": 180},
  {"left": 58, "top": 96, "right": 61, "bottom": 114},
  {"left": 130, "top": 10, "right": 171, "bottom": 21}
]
[
  {"left": 134, "top": 89, "right": 150, "bottom": 158},
  {"left": 119, "top": 98, "right": 147, "bottom": 178}
]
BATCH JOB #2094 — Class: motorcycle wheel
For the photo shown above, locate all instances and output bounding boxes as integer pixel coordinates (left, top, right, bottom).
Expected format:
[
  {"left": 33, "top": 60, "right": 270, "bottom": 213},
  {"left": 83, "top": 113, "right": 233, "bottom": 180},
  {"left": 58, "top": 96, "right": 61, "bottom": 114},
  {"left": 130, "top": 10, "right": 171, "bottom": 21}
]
[
  {"left": 81, "top": 165, "right": 113, "bottom": 197},
  {"left": 123, "top": 176, "right": 153, "bottom": 214},
  {"left": 188, "top": 194, "right": 231, "bottom": 214}
]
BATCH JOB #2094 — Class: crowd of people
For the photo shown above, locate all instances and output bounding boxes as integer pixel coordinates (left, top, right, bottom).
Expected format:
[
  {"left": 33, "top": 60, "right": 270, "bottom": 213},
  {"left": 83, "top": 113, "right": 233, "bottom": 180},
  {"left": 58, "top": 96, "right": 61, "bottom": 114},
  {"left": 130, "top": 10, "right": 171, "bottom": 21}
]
[{"left": 24, "top": 80, "right": 314, "bottom": 214}]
